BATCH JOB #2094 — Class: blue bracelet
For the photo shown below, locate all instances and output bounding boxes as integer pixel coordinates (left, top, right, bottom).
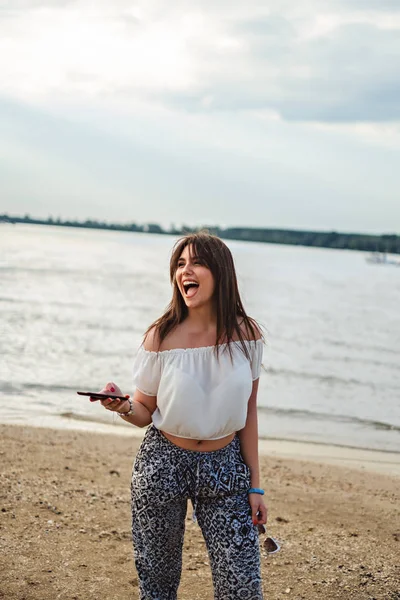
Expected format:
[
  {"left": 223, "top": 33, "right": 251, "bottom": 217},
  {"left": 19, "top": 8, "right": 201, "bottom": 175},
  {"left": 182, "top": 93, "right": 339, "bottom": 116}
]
[{"left": 248, "top": 488, "right": 264, "bottom": 495}]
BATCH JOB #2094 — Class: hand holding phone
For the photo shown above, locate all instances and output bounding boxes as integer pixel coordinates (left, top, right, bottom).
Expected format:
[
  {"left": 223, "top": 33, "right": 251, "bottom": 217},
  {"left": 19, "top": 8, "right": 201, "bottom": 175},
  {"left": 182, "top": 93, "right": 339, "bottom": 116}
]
[{"left": 77, "top": 381, "right": 129, "bottom": 406}]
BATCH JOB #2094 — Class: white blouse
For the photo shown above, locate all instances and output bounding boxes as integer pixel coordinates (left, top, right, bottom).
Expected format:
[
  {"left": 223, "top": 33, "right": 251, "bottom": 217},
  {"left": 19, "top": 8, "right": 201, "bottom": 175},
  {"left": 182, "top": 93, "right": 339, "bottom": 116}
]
[{"left": 132, "top": 339, "right": 263, "bottom": 440}]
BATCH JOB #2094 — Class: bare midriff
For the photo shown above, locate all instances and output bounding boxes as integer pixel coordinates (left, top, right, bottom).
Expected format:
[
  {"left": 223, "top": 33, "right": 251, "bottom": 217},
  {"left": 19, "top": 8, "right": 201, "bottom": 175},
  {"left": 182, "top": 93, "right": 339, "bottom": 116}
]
[{"left": 161, "top": 431, "right": 236, "bottom": 452}]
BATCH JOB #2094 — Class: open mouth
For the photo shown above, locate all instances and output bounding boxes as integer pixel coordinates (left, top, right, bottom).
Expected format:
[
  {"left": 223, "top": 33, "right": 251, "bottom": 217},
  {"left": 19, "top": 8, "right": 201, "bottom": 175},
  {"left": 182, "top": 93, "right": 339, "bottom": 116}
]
[{"left": 183, "top": 281, "right": 199, "bottom": 298}]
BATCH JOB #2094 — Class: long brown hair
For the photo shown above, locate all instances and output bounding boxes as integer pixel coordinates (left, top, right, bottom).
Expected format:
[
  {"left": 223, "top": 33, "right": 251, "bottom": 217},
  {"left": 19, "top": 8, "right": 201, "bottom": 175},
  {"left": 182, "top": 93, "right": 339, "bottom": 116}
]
[{"left": 145, "top": 232, "right": 263, "bottom": 357}]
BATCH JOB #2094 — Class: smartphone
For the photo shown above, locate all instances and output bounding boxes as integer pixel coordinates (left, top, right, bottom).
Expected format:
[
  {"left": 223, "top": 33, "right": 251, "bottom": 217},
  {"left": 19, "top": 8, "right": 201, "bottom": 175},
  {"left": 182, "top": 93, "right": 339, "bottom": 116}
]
[{"left": 77, "top": 391, "right": 128, "bottom": 401}]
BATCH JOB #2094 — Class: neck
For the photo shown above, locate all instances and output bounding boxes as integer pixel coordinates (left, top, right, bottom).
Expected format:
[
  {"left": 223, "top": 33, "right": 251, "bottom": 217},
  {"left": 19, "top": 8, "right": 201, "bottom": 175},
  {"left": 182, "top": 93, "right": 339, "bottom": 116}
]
[{"left": 186, "top": 303, "right": 217, "bottom": 332}]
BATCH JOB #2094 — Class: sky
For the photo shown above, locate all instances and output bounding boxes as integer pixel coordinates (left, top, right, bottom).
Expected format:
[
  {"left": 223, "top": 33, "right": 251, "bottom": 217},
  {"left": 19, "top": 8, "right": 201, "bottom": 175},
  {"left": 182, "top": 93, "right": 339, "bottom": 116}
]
[{"left": 0, "top": 0, "right": 399, "bottom": 234}]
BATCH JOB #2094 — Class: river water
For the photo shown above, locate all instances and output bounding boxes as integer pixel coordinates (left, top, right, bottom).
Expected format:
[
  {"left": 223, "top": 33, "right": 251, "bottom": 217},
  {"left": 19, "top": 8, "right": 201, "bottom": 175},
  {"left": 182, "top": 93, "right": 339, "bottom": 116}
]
[{"left": 1, "top": 224, "right": 399, "bottom": 452}]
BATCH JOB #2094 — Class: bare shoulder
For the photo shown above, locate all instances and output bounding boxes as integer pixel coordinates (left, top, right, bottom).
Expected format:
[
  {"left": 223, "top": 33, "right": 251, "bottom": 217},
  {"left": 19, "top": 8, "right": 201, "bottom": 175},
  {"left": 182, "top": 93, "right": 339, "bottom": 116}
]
[
  {"left": 238, "top": 317, "right": 263, "bottom": 342},
  {"left": 158, "top": 323, "right": 187, "bottom": 351},
  {"left": 143, "top": 326, "right": 161, "bottom": 352}
]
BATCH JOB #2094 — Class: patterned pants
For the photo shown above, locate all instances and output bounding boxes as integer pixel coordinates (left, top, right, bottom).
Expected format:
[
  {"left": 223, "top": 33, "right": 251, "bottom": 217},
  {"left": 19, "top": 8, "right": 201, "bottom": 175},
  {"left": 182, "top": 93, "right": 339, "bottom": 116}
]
[{"left": 131, "top": 425, "right": 263, "bottom": 600}]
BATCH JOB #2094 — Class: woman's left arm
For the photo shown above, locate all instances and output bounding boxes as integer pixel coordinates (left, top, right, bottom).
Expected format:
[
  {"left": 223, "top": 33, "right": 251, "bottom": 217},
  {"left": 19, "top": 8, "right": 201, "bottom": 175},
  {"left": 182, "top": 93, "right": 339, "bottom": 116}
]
[{"left": 238, "top": 379, "right": 268, "bottom": 525}]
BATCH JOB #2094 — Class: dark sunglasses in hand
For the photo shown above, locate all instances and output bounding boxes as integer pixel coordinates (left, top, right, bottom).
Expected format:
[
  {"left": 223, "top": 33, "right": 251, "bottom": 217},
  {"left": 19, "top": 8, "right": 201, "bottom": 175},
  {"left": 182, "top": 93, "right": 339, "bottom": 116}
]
[{"left": 257, "top": 524, "right": 281, "bottom": 554}]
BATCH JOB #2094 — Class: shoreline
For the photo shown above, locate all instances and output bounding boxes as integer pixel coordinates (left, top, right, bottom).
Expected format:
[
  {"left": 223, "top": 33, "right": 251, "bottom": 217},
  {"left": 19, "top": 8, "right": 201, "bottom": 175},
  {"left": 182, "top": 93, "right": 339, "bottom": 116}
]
[
  {"left": 2, "top": 419, "right": 399, "bottom": 477},
  {"left": 258, "top": 438, "right": 400, "bottom": 477},
  {"left": 1, "top": 423, "right": 399, "bottom": 600},
  {"left": 3, "top": 219, "right": 399, "bottom": 256}
]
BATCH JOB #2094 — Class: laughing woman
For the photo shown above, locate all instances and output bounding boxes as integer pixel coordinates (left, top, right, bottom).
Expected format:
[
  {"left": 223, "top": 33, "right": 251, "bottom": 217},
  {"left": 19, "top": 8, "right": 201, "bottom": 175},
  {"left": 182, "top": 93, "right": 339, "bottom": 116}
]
[{"left": 96, "top": 232, "right": 267, "bottom": 600}]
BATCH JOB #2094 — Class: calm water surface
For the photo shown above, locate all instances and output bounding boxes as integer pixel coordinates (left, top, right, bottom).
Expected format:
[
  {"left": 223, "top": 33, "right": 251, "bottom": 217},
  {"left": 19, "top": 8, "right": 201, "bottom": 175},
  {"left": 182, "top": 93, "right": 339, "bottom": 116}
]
[{"left": 1, "top": 224, "right": 399, "bottom": 451}]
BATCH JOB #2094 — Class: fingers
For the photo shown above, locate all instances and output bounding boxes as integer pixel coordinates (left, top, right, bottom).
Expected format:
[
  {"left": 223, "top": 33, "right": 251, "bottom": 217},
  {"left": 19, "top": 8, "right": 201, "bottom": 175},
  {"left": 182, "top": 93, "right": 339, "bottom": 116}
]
[
  {"left": 250, "top": 499, "right": 268, "bottom": 526},
  {"left": 100, "top": 398, "right": 128, "bottom": 412},
  {"left": 251, "top": 502, "right": 259, "bottom": 525},
  {"left": 101, "top": 398, "right": 119, "bottom": 408},
  {"left": 104, "top": 381, "right": 122, "bottom": 395},
  {"left": 259, "top": 503, "right": 268, "bottom": 525},
  {"left": 252, "top": 512, "right": 266, "bottom": 525}
]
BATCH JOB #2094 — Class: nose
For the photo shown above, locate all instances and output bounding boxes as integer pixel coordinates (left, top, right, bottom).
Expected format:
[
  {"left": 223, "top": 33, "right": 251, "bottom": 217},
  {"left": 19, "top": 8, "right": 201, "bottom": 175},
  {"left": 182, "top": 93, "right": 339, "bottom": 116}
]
[{"left": 182, "top": 262, "right": 194, "bottom": 276}]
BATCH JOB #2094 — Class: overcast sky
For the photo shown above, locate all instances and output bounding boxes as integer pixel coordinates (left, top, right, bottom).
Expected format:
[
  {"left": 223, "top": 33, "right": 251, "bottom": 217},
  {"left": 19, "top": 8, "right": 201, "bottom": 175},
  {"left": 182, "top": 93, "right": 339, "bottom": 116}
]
[{"left": 0, "top": 0, "right": 399, "bottom": 233}]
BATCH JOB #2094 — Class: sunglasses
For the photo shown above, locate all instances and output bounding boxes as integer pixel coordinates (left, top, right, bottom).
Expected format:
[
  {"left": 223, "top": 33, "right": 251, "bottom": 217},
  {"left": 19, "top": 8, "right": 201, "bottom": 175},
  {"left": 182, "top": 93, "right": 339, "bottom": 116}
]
[{"left": 257, "top": 524, "right": 281, "bottom": 554}]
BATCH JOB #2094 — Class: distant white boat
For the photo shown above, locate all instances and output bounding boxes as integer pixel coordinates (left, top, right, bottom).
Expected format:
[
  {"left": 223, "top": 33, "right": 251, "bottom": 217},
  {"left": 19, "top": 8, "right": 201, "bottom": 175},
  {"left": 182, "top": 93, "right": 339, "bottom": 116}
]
[{"left": 366, "top": 252, "right": 400, "bottom": 266}]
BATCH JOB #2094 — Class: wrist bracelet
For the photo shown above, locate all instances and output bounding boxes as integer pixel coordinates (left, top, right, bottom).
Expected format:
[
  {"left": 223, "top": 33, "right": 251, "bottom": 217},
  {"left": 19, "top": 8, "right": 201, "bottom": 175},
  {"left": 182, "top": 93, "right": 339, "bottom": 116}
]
[
  {"left": 118, "top": 398, "right": 134, "bottom": 417},
  {"left": 248, "top": 488, "right": 264, "bottom": 495}
]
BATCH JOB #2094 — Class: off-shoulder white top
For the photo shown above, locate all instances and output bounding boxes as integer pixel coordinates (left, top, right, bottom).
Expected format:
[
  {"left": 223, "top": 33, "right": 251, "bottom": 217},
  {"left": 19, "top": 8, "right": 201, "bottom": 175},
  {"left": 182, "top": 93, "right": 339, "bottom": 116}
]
[{"left": 132, "top": 339, "right": 263, "bottom": 440}]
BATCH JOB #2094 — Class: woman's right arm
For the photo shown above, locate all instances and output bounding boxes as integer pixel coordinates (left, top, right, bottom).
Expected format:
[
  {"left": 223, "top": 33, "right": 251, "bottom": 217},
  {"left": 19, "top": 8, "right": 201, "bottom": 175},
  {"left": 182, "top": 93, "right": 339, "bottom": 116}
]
[
  {"left": 98, "top": 384, "right": 157, "bottom": 428},
  {"left": 118, "top": 391, "right": 157, "bottom": 427}
]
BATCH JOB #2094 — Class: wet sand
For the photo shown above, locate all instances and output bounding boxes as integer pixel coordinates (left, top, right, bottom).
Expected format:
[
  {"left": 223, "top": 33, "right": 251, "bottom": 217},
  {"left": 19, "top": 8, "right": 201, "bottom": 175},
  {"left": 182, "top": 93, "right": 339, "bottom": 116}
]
[{"left": 1, "top": 424, "right": 399, "bottom": 599}]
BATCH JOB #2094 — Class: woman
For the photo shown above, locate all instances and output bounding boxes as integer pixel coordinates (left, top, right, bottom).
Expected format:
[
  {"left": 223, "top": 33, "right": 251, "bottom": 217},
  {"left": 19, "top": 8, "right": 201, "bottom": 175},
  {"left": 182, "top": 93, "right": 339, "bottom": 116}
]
[{"left": 96, "top": 232, "right": 267, "bottom": 600}]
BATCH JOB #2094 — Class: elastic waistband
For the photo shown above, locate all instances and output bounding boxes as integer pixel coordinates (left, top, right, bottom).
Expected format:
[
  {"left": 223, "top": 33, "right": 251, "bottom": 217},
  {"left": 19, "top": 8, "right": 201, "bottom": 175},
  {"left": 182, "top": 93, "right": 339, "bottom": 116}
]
[{"left": 145, "top": 424, "right": 240, "bottom": 458}]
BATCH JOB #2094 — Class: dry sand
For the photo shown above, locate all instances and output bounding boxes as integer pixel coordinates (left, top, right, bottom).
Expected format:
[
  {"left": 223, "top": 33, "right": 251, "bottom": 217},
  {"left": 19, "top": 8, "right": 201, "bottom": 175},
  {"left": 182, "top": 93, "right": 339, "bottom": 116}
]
[{"left": 1, "top": 423, "right": 399, "bottom": 600}]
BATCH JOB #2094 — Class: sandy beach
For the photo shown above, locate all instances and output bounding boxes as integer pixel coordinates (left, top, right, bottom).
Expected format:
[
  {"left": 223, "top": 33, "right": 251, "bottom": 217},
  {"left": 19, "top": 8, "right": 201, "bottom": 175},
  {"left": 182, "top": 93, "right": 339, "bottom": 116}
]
[{"left": 1, "top": 424, "right": 399, "bottom": 600}]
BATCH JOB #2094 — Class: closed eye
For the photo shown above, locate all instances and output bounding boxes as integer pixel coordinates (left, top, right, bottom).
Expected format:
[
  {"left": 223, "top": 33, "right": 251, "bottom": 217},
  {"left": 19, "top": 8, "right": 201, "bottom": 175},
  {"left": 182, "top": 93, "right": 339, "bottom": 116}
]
[{"left": 177, "top": 259, "right": 203, "bottom": 267}]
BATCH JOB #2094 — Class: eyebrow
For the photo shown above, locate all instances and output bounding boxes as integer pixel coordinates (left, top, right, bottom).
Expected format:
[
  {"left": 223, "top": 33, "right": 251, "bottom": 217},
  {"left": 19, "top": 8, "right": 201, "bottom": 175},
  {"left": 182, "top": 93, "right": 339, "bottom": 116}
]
[{"left": 178, "top": 255, "right": 200, "bottom": 262}]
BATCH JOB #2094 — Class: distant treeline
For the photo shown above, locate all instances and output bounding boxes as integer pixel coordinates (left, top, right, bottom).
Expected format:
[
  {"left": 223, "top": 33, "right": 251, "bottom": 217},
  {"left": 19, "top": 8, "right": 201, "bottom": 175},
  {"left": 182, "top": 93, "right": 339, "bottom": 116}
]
[{"left": 1, "top": 213, "right": 399, "bottom": 254}]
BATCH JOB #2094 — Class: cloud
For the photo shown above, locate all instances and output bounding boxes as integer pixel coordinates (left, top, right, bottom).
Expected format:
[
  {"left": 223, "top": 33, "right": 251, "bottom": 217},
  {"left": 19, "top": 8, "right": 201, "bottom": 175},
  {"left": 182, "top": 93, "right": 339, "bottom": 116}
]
[
  {"left": 162, "top": 17, "right": 400, "bottom": 122},
  {"left": 1, "top": 1, "right": 400, "bottom": 233},
  {"left": 0, "top": 0, "right": 399, "bottom": 124},
  {"left": 340, "top": 0, "right": 400, "bottom": 12},
  {"left": 1, "top": 93, "right": 399, "bottom": 234}
]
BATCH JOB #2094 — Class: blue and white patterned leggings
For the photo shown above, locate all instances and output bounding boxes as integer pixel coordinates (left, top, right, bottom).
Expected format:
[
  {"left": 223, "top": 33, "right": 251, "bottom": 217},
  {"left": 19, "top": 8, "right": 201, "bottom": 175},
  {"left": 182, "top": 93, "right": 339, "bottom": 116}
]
[{"left": 131, "top": 425, "right": 263, "bottom": 600}]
